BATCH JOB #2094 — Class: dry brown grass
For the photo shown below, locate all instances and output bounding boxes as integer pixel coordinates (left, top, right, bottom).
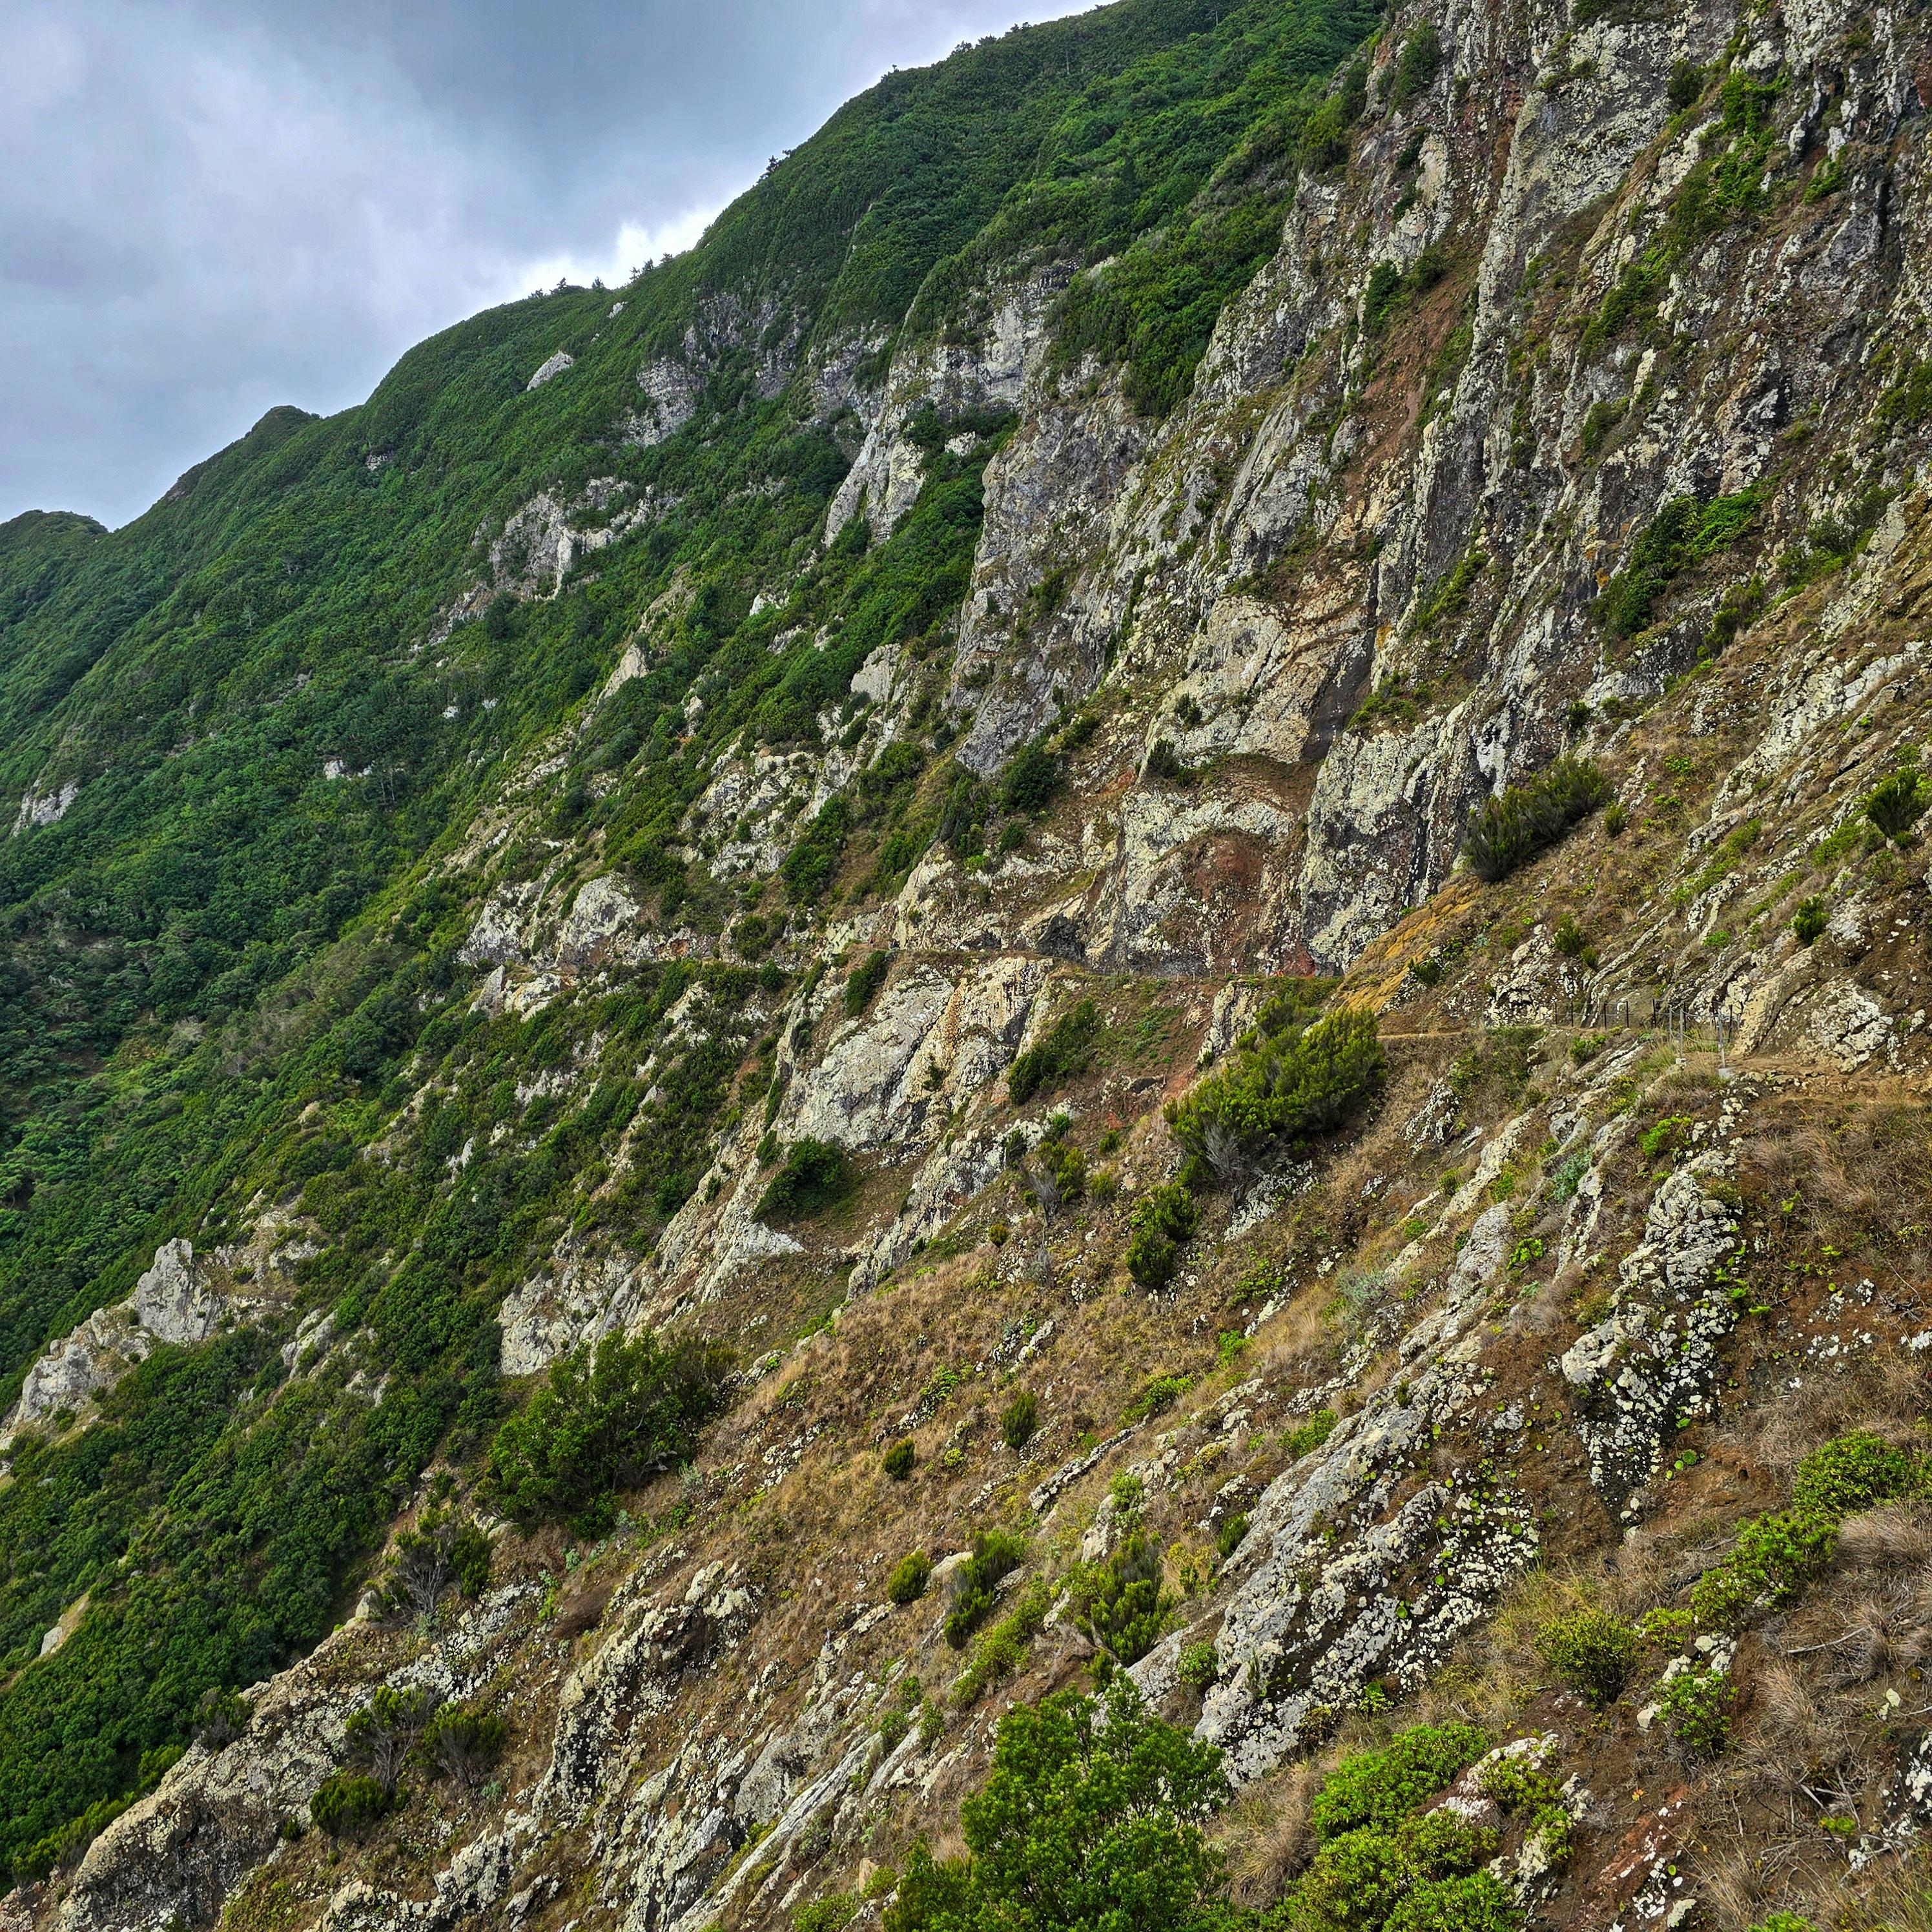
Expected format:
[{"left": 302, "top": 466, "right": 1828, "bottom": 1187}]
[{"left": 1217, "top": 1756, "right": 1325, "bottom": 1906}]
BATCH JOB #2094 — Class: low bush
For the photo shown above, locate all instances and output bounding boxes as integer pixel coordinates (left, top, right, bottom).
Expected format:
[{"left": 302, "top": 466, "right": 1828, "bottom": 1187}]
[
  {"left": 1167, "top": 1006, "right": 1384, "bottom": 1178},
  {"left": 1865, "top": 768, "right": 1927, "bottom": 841},
  {"left": 1596, "top": 489, "right": 1764, "bottom": 637},
  {"left": 757, "top": 1138, "right": 858, "bottom": 1220},
  {"left": 944, "top": 1527, "right": 1029, "bottom": 1649},
  {"left": 421, "top": 1705, "right": 508, "bottom": 1789},
  {"left": 1215, "top": 1513, "right": 1250, "bottom": 1560},
  {"left": 1123, "top": 1372, "right": 1193, "bottom": 1423},
  {"left": 951, "top": 1577, "right": 1052, "bottom": 1707},
  {"left": 1284, "top": 1408, "right": 1339, "bottom": 1459},
  {"left": 889, "top": 1551, "right": 932, "bottom": 1605},
  {"left": 1461, "top": 759, "right": 1611, "bottom": 882},
  {"left": 377, "top": 1507, "right": 492, "bottom": 1619},
  {"left": 1000, "top": 737, "right": 1064, "bottom": 816},
  {"left": 843, "top": 949, "right": 892, "bottom": 1016},
  {"left": 1071, "top": 1526, "right": 1171, "bottom": 1666},
  {"left": 1000, "top": 1390, "right": 1039, "bottom": 1451},
  {"left": 310, "top": 1770, "right": 393, "bottom": 1840},
  {"left": 1652, "top": 1661, "right": 1732, "bottom": 1755},
  {"left": 1535, "top": 1608, "right": 1638, "bottom": 1707},
  {"left": 795, "top": 1895, "right": 861, "bottom": 1932},
  {"left": 194, "top": 1687, "right": 252, "bottom": 1749},
  {"left": 1008, "top": 1000, "right": 1100, "bottom": 1105},
  {"left": 1311, "top": 1723, "right": 1490, "bottom": 1839},
  {"left": 1791, "top": 1430, "right": 1922, "bottom": 1517},
  {"left": 344, "top": 1685, "right": 438, "bottom": 1793},
  {"left": 883, "top": 1438, "right": 916, "bottom": 1480},
  {"left": 885, "top": 1680, "right": 1228, "bottom": 1932},
  {"left": 487, "top": 1331, "right": 733, "bottom": 1535},
  {"left": 1125, "top": 1182, "right": 1201, "bottom": 1291},
  {"left": 1792, "top": 894, "right": 1828, "bottom": 945},
  {"left": 1178, "top": 1641, "right": 1218, "bottom": 1688}
]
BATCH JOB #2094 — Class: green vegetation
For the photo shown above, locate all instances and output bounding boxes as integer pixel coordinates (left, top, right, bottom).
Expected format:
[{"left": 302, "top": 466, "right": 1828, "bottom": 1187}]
[
  {"left": 1792, "top": 894, "right": 1827, "bottom": 945},
  {"left": 951, "top": 1577, "right": 1054, "bottom": 1707},
  {"left": 1071, "top": 1514, "right": 1172, "bottom": 1665},
  {"left": 757, "top": 1138, "right": 858, "bottom": 1220},
  {"left": 886, "top": 1680, "right": 1230, "bottom": 1932},
  {"left": 1690, "top": 1432, "right": 1924, "bottom": 1631},
  {"left": 1595, "top": 489, "right": 1764, "bottom": 637},
  {"left": 843, "top": 949, "right": 892, "bottom": 1016},
  {"left": 1168, "top": 1003, "right": 1384, "bottom": 1177},
  {"left": 1534, "top": 1608, "right": 1638, "bottom": 1707},
  {"left": 888, "top": 1552, "right": 933, "bottom": 1606},
  {"left": 1008, "top": 1000, "right": 1101, "bottom": 1105},
  {"left": 943, "top": 1528, "right": 1030, "bottom": 1649},
  {"left": 1865, "top": 766, "right": 1927, "bottom": 841},
  {"left": 1125, "top": 1184, "right": 1202, "bottom": 1291},
  {"left": 486, "top": 1331, "right": 732, "bottom": 1537},
  {"left": 1310, "top": 1725, "right": 1490, "bottom": 1838},
  {"left": 884, "top": 1439, "right": 917, "bottom": 1481},
  {"left": 1124, "top": 1371, "right": 1195, "bottom": 1423},
  {"left": 1461, "top": 758, "right": 1610, "bottom": 882},
  {"left": 1000, "top": 1390, "right": 1040, "bottom": 1451}
]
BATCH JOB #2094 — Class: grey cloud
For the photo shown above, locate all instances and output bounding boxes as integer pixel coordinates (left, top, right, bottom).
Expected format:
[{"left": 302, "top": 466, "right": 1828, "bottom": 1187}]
[{"left": 2, "top": 0, "right": 1094, "bottom": 528}]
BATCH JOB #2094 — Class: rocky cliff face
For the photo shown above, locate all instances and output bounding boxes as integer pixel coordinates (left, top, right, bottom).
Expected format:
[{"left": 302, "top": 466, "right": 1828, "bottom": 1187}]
[{"left": 6, "top": 0, "right": 1932, "bottom": 1928}]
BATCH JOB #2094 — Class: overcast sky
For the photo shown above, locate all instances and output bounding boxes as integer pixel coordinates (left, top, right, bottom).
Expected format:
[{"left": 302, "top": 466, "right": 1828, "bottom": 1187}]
[{"left": 3, "top": 1, "right": 1096, "bottom": 529}]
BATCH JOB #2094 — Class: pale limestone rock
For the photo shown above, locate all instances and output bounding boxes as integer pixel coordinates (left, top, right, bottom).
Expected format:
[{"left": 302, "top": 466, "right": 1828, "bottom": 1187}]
[{"left": 526, "top": 350, "right": 574, "bottom": 389}]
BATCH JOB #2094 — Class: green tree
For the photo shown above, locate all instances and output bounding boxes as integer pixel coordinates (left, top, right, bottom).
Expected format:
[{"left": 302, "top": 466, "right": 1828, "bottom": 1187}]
[
  {"left": 885, "top": 1680, "right": 1230, "bottom": 1932},
  {"left": 486, "top": 1331, "right": 732, "bottom": 1534}
]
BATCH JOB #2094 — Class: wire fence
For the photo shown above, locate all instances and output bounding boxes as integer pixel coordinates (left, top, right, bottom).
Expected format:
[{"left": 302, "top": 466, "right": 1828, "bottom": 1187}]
[{"left": 1563, "top": 991, "right": 1734, "bottom": 1065}]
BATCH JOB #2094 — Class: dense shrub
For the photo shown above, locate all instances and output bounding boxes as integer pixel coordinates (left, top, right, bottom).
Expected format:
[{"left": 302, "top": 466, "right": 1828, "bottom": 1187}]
[
  {"left": 943, "top": 1527, "right": 1029, "bottom": 1649},
  {"left": 1125, "top": 1183, "right": 1201, "bottom": 1291},
  {"left": 1865, "top": 768, "right": 1927, "bottom": 841},
  {"left": 1000, "top": 737, "right": 1065, "bottom": 816},
  {"left": 757, "top": 1137, "right": 857, "bottom": 1220},
  {"left": 889, "top": 1552, "right": 933, "bottom": 1605},
  {"left": 1122, "top": 1372, "right": 1193, "bottom": 1423},
  {"left": 884, "top": 1680, "right": 1229, "bottom": 1932},
  {"left": 1178, "top": 1641, "right": 1218, "bottom": 1688},
  {"left": 781, "top": 793, "right": 851, "bottom": 902},
  {"left": 1652, "top": 1662, "right": 1732, "bottom": 1755},
  {"left": 376, "top": 1507, "right": 492, "bottom": 1619},
  {"left": 1388, "top": 23, "right": 1443, "bottom": 105},
  {"left": 421, "top": 1705, "right": 508, "bottom": 1788},
  {"left": 310, "top": 1771, "right": 393, "bottom": 1840},
  {"left": 795, "top": 1895, "right": 861, "bottom": 1932},
  {"left": 843, "top": 949, "right": 892, "bottom": 1016},
  {"left": 1072, "top": 1526, "right": 1171, "bottom": 1665},
  {"left": 883, "top": 1438, "right": 917, "bottom": 1481},
  {"left": 1311, "top": 1724, "right": 1490, "bottom": 1839},
  {"left": 1168, "top": 1005, "right": 1384, "bottom": 1173},
  {"left": 1008, "top": 1000, "right": 1100, "bottom": 1105},
  {"left": 1535, "top": 1608, "right": 1638, "bottom": 1707},
  {"left": 486, "top": 1331, "right": 733, "bottom": 1534},
  {"left": 1461, "top": 758, "right": 1610, "bottom": 882},
  {"left": 344, "top": 1685, "right": 438, "bottom": 1793},
  {"left": 1000, "top": 1391, "right": 1039, "bottom": 1452},
  {"left": 951, "top": 1577, "right": 1053, "bottom": 1707},
  {"left": 193, "top": 1687, "right": 252, "bottom": 1749},
  {"left": 1792, "top": 894, "right": 1828, "bottom": 945},
  {"left": 1596, "top": 489, "right": 1763, "bottom": 637},
  {"left": 1792, "top": 1430, "right": 1922, "bottom": 1516}
]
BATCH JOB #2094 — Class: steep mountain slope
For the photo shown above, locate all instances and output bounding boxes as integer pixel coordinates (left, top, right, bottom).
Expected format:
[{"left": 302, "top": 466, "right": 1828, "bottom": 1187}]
[{"left": 3, "top": 0, "right": 1932, "bottom": 1927}]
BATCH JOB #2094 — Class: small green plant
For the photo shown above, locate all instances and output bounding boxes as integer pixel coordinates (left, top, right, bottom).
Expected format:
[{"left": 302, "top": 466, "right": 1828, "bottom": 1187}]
[
  {"left": 1178, "top": 1641, "right": 1219, "bottom": 1688},
  {"left": 944, "top": 1527, "right": 1029, "bottom": 1649},
  {"left": 889, "top": 1551, "right": 933, "bottom": 1605},
  {"left": 951, "top": 1576, "right": 1053, "bottom": 1706},
  {"left": 420, "top": 1705, "right": 508, "bottom": 1789},
  {"left": 1535, "top": 1608, "right": 1638, "bottom": 1707},
  {"left": 795, "top": 1894, "right": 861, "bottom": 1932},
  {"left": 1071, "top": 1525, "right": 1171, "bottom": 1665},
  {"left": 1122, "top": 1372, "right": 1193, "bottom": 1424},
  {"left": 1000, "top": 1390, "right": 1039, "bottom": 1451},
  {"left": 1791, "top": 1430, "right": 1922, "bottom": 1516},
  {"left": 1284, "top": 1408, "right": 1339, "bottom": 1459},
  {"left": 843, "top": 949, "right": 892, "bottom": 1016},
  {"left": 1653, "top": 1662, "right": 1732, "bottom": 1755},
  {"left": 309, "top": 1771, "right": 393, "bottom": 1840},
  {"left": 1792, "top": 894, "right": 1828, "bottom": 945},
  {"left": 1215, "top": 1514, "right": 1250, "bottom": 1560},
  {"left": 883, "top": 1439, "right": 916, "bottom": 1481},
  {"left": 1008, "top": 1000, "right": 1100, "bottom": 1105},
  {"left": 1124, "top": 1182, "right": 1201, "bottom": 1291},
  {"left": 193, "top": 1687, "right": 252, "bottom": 1749},
  {"left": 1462, "top": 758, "right": 1611, "bottom": 883},
  {"left": 757, "top": 1138, "right": 858, "bottom": 1220},
  {"left": 1865, "top": 768, "right": 1927, "bottom": 841},
  {"left": 1311, "top": 1723, "right": 1490, "bottom": 1839}
]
